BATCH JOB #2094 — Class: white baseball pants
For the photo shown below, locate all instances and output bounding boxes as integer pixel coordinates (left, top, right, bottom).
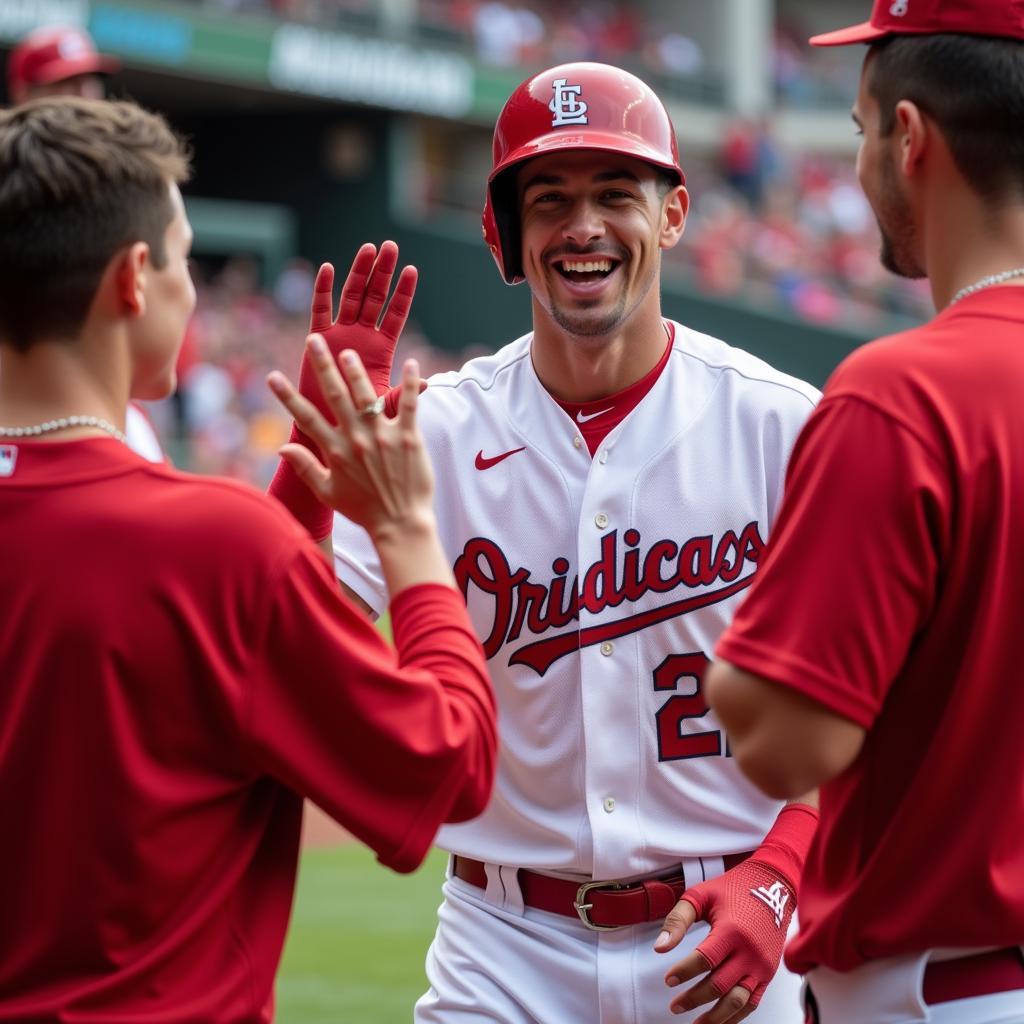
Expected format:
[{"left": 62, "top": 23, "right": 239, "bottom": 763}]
[
  {"left": 804, "top": 948, "right": 1024, "bottom": 1023},
  {"left": 415, "top": 864, "right": 804, "bottom": 1024}
]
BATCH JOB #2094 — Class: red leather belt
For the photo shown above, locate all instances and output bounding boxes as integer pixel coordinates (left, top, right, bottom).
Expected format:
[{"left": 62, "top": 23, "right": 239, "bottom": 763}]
[
  {"left": 804, "top": 947, "right": 1024, "bottom": 1021},
  {"left": 923, "top": 947, "right": 1024, "bottom": 1005},
  {"left": 452, "top": 853, "right": 751, "bottom": 931}
]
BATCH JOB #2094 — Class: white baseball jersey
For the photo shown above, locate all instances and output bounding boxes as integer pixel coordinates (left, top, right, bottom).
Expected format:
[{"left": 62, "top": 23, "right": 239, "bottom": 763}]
[
  {"left": 125, "top": 403, "right": 165, "bottom": 463},
  {"left": 333, "top": 321, "right": 819, "bottom": 880}
]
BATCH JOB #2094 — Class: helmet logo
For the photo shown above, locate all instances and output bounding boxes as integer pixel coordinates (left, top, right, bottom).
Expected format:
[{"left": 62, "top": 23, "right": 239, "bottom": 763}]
[
  {"left": 889, "top": 0, "right": 908, "bottom": 15},
  {"left": 549, "top": 78, "right": 589, "bottom": 127}
]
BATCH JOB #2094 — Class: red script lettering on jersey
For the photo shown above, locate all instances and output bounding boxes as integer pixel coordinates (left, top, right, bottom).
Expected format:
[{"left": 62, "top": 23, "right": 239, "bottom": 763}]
[{"left": 453, "top": 523, "right": 765, "bottom": 675}]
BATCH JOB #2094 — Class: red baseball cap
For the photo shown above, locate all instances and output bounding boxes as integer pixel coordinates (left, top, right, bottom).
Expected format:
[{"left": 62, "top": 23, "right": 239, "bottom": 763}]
[
  {"left": 810, "top": 0, "right": 1024, "bottom": 47},
  {"left": 7, "top": 26, "right": 120, "bottom": 93}
]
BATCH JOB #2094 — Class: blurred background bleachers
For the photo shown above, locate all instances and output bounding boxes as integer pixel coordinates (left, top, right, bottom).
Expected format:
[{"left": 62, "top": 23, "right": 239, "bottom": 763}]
[{"left": 2, "top": 0, "right": 930, "bottom": 480}]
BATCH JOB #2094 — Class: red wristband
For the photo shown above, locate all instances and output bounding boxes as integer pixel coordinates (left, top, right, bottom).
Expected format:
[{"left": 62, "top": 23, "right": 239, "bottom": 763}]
[
  {"left": 748, "top": 801, "right": 819, "bottom": 894},
  {"left": 266, "top": 424, "right": 333, "bottom": 542}
]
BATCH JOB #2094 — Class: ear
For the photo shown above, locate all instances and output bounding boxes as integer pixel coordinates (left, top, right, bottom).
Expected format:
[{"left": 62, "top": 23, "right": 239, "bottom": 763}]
[
  {"left": 894, "top": 100, "right": 928, "bottom": 177},
  {"left": 114, "top": 242, "right": 151, "bottom": 319},
  {"left": 659, "top": 185, "right": 689, "bottom": 250}
]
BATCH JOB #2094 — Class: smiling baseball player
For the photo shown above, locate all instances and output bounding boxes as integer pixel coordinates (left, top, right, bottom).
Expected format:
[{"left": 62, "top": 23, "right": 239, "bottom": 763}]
[{"left": 316, "top": 63, "right": 822, "bottom": 1023}]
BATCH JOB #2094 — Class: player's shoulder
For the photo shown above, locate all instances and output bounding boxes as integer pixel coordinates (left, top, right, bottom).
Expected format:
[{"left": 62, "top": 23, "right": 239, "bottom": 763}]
[
  {"left": 414, "top": 334, "right": 533, "bottom": 433},
  {"left": 136, "top": 461, "right": 309, "bottom": 553},
  {"left": 670, "top": 321, "right": 821, "bottom": 412},
  {"left": 823, "top": 320, "right": 939, "bottom": 402},
  {"left": 424, "top": 332, "right": 532, "bottom": 397}
]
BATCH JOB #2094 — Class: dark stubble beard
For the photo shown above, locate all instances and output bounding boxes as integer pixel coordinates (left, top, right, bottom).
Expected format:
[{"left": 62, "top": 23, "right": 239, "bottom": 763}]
[
  {"left": 876, "top": 150, "right": 926, "bottom": 280},
  {"left": 545, "top": 258, "right": 658, "bottom": 338},
  {"left": 550, "top": 293, "right": 629, "bottom": 337}
]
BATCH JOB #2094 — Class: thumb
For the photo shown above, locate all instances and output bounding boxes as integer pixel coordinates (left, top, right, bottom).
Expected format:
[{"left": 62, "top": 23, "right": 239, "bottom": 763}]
[
  {"left": 382, "top": 379, "right": 428, "bottom": 418},
  {"left": 279, "top": 443, "right": 329, "bottom": 497},
  {"left": 655, "top": 893, "right": 701, "bottom": 953}
]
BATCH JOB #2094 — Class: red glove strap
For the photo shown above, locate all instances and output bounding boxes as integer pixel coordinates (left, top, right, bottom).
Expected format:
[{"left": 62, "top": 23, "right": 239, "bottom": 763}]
[
  {"left": 266, "top": 424, "right": 333, "bottom": 542},
  {"left": 679, "top": 802, "right": 819, "bottom": 1006},
  {"left": 747, "top": 801, "right": 819, "bottom": 893}
]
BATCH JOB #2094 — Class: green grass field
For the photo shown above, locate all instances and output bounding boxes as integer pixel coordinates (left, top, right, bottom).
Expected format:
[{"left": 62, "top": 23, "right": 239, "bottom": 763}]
[{"left": 276, "top": 845, "right": 446, "bottom": 1023}]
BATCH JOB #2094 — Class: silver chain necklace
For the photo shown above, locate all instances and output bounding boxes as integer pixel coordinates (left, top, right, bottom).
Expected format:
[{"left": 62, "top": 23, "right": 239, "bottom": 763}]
[
  {"left": 949, "top": 267, "right": 1024, "bottom": 306},
  {"left": 0, "top": 414, "right": 127, "bottom": 445}
]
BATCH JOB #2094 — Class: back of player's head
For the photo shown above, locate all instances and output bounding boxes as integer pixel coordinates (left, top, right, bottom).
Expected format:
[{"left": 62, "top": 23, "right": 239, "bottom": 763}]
[
  {"left": 810, "top": 0, "right": 1024, "bottom": 206},
  {"left": 866, "top": 34, "right": 1024, "bottom": 205},
  {"left": 0, "top": 98, "right": 190, "bottom": 351}
]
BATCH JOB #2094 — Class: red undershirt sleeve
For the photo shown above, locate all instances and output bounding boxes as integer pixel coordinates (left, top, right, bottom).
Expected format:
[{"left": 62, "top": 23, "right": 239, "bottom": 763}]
[
  {"left": 717, "top": 395, "right": 950, "bottom": 729},
  {"left": 243, "top": 548, "right": 497, "bottom": 873}
]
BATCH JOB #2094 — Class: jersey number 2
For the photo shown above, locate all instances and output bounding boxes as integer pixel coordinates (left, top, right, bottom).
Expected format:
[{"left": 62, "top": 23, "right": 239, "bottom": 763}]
[{"left": 653, "top": 653, "right": 729, "bottom": 761}]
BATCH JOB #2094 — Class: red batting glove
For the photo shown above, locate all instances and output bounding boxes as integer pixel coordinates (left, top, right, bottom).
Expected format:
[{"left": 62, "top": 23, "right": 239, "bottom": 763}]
[
  {"left": 308, "top": 241, "right": 417, "bottom": 400},
  {"left": 267, "top": 243, "right": 418, "bottom": 541},
  {"left": 656, "top": 802, "right": 819, "bottom": 1022}
]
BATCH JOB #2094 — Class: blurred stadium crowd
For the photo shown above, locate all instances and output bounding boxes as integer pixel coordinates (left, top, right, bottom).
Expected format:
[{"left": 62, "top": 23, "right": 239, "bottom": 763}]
[
  {"left": 669, "top": 137, "right": 931, "bottom": 329},
  {"left": 181, "top": 0, "right": 859, "bottom": 107}
]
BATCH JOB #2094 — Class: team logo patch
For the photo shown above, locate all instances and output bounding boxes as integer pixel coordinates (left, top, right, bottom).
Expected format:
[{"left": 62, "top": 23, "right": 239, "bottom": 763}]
[
  {"left": 889, "top": 0, "right": 909, "bottom": 16},
  {"left": 0, "top": 445, "right": 17, "bottom": 478},
  {"left": 751, "top": 881, "right": 790, "bottom": 927},
  {"left": 550, "top": 78, "right": 588, "bottom": 128}
]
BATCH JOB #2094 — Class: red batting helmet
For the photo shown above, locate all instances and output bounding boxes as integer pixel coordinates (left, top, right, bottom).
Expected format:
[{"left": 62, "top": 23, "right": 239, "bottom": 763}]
[{"left": 482, "top": 62, "right": 686, "bottom": 285}]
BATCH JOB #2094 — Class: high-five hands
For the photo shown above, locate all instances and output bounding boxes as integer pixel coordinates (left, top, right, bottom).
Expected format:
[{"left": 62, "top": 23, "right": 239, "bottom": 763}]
[
  {"left": 267, "top": 241, "right": 419, "bottom": 540},
  {"left": 268, "top": 341, "right": 433, "bottom": 543}
]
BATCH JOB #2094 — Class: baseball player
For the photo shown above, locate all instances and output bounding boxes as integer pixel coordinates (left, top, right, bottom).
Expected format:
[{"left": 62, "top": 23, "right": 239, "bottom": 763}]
[
  {"left": 306, "top": 63, "right": 823, "bottom": 1022},
  {"left": 706, "top": 3, "right": 1024, "bottom": 1023},
  {"left": 5, "top": 25, "right": 117, "bottom": 104},
  {"left": 0, "top": 98, "right": 496, "bottom": 1021}
]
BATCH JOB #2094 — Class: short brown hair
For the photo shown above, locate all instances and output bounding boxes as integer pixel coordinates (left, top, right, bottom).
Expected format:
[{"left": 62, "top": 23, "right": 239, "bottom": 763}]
[
  {"left": 867, "top": 34, "right": 1024, "bottom": 205},
  {"left": 0, "top": 98, "right": 191, "bottom": 350}
]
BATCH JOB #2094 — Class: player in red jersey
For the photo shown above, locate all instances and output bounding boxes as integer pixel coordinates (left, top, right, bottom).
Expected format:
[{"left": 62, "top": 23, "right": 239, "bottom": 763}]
[
  {"left": 0, "top": 98, "right": 496, "bottom": 1023},
  {"left": 706, "top": 2, "right": 1024, "bottom": 1022}
]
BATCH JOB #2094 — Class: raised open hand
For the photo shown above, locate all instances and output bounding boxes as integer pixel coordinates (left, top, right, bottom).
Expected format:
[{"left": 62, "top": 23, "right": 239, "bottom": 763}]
[
  {"left": 303, "top": 241, "right": 418, "bottom": 408},
  {"left": 269, "top": 335, "right": 432, "bottom": 541}
]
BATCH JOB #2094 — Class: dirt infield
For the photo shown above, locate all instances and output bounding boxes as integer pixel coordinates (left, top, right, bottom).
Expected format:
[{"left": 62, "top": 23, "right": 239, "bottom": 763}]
[{"left": 300, "top": 801, "right": 353, "bottom": 847}]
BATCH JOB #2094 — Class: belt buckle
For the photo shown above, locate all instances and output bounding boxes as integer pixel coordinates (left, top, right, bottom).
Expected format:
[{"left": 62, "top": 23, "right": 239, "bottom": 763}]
[{"left": 573, "top": 879, "right": 626, "bottom": 931}]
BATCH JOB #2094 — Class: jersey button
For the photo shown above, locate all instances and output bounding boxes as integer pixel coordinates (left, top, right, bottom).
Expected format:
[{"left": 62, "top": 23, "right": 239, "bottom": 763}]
[
  {"left": 573, "top": 435, "right": 583, "bottom": 449},
  {"left": 603, "top": 797, "right": 616, "bottom": 813},
  {"left": 598, "top": 450, "right": 608, "bottom": 464},
  {"left": 600, "top": 641, "right": 614, "bottom": 656},
  {"left": 594, "top": 512, "right": 609, "bottom": 529}
]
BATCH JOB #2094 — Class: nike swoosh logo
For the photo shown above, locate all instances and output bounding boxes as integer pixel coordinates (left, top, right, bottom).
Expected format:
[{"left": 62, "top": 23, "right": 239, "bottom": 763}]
[
  {"left": 576, "top": 408, "right": 613, "bottom": 424},
  {"left": 475, "top": 447, "right": 526, "bottom": 470}
]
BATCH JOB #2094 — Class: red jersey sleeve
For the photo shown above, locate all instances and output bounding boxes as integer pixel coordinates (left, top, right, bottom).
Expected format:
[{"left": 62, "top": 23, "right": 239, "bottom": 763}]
[
  {"left": 717, "top": 395, "right": 950, "bottom": 728},
  {"left": 244, "top": 549, "right": 497, "bottom": 873}
]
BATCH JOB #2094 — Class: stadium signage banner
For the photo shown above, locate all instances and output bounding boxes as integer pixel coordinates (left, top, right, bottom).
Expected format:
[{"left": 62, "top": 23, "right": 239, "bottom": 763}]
[
  {"left": 0, "top": 0, "right": 87, "bottom": 39},
  {"left": 269, "top": 24, "right": 474, "bottom": 119}
]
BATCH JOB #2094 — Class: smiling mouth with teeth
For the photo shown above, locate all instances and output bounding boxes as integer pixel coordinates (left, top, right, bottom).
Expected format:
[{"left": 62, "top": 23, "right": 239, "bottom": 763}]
[{"left": 556, "top": 258, "right": 617, "bottom": 281}]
